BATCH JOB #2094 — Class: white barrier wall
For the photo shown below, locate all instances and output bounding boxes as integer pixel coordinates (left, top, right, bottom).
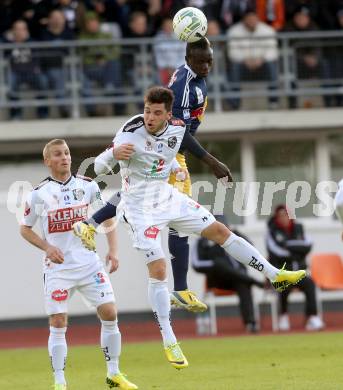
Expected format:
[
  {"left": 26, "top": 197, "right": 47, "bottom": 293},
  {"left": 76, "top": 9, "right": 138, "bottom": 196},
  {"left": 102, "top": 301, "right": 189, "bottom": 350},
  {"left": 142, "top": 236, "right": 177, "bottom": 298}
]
[{"left": 1, "top": 161, "right": 342, "bottom": 320}]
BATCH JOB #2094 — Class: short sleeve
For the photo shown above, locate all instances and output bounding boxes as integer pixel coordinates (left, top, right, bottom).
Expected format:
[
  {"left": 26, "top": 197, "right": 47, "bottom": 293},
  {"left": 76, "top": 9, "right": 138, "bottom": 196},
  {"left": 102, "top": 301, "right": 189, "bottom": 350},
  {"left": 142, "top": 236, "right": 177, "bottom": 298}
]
[
  {"left": 89, "top": 181, "right": 105, "bottom": 210},
  {"left": 21, "top": 190, "right": 39, "bottom": 227}
]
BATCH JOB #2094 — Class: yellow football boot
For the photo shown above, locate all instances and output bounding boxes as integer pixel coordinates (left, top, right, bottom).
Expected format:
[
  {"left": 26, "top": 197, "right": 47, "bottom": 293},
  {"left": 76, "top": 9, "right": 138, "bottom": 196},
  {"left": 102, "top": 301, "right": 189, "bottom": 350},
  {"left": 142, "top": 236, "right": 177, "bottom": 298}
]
[
  {"left": 272, "top": 264, "right": 306, "bottom": 292},
  {"left": 171, "top": 290, "right": 207, "bottom": 312},
  {"left": 106, "top": 373, "right": 138, "bottom": 389},
  {"left": 164, "top": 342, "right": 189, "bottom": 370}
]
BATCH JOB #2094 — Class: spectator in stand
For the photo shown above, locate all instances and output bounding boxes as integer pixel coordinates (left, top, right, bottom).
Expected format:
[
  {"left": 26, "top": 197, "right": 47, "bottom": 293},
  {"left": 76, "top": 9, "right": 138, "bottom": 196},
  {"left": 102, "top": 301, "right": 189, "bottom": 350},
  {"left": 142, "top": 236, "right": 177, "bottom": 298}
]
[
  {"left": 0, "top": 0, "right": 27, "bottom": 36},
  {"left": 255, "top": 0, "right": 285, "bottom": 31},
  {"left": 40, "top": 9, "right": 74, "bottom": 117},
  {"left": 4, "top": 20, "right": 48, "bottom": 120},
  {"left": 321, "top": 6, "right": 343, "bottom": 107},
  {"left": 285, "top": 0, "right": 319, "bottom": 23},
  {"left": 153, "top": 17, "right": 186, "bottom": 85},
  {"left": 266, "top": 205, "right": 325, "bottom": 331},
  {"left": 211, "top": 0, "right": 255, "bottom": 32},
  {"left": 83, "top": 0, "right": 129, "bottom": 36},
  {"left": 206, "top": 19, "right": 228, "bottom": 99},
  {"left": 79, "top": 11, "right": 124, "bottom": 116},
  {"left": 125, "top": 0, "right": 162, "bottom": 35},
  {"left": 227, "top": 8, "right": 279, "bottom": 110},
  {"left": 125, "top": 10, "right": 152, "bottom": 38},
  {"left": 124, "top": 11, "right": 153, "bottom": 107},
  {"left": 316, "top": 0, "right": 343, "bottom": 30},
  {"left": 52, "top": 0, "right": 86, "bottom": 33},
  {"left": 21, "top": 0, "right": 56, "bottom": 40},
  {"left": 283, "top": 5, "right": 330, "bottom": 108},
  {"left": 192, "top": 215, "right": 264, "bottom": 333}
]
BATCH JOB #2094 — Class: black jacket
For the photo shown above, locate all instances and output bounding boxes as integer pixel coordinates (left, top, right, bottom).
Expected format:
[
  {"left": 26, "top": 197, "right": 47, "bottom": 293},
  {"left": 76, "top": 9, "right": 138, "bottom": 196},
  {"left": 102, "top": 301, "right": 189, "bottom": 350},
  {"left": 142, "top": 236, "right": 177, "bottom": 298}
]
[
  {"left": 192, "top": 229, "right": 257, "bottom": 287},
  {"left": 266, "top": 217, "right": 312, "bottom": 270}
]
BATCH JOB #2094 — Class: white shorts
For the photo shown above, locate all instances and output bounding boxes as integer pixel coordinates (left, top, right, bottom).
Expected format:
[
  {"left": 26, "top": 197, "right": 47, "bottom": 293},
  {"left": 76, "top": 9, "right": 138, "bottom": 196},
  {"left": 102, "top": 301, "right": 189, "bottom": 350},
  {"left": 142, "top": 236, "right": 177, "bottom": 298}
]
[
  {"left": 119, "top": 188, "right": 215, "bottom": 263},
  {"left": 43, "top": 262, "right": 115, "bottom": 315}
]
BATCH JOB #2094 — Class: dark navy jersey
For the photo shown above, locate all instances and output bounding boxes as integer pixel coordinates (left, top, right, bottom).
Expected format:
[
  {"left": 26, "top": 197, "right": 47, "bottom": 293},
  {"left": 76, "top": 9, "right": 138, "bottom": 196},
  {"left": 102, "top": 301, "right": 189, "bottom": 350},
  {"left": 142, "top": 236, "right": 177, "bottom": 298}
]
[{"left": 168, "top": 64, "right": 208, "bottom": 137}]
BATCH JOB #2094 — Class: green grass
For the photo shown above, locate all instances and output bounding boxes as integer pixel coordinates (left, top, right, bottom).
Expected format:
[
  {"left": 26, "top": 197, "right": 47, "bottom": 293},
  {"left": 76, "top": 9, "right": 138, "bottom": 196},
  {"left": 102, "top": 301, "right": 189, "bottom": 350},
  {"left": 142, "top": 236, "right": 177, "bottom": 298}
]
[{"left": 1, "top": 332, "right": 342, "bottom": 390}]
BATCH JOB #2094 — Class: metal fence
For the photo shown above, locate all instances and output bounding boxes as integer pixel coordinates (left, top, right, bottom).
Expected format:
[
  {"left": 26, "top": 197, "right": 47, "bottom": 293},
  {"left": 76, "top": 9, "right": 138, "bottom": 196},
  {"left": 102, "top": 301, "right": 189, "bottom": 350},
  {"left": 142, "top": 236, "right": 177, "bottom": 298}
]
[{"left": 0, "top": 30, "right": 343, "bottom": 119}]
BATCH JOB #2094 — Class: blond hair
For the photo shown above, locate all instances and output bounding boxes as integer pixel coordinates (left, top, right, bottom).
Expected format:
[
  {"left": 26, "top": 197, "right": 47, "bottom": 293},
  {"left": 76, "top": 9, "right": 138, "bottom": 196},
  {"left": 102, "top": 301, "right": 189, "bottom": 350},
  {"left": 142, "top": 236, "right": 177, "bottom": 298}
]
[{"left": 43, "top": 139, "right": 68, "bottom": 159}]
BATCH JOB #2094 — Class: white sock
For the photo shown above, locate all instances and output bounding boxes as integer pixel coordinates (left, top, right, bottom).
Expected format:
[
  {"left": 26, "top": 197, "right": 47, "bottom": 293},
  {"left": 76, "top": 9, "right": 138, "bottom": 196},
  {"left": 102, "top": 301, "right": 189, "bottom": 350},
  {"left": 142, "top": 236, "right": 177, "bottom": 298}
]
[
  {"left": 101, "top": 320, "right": 121, "bottom": 377},
  {"left": 48, "top": 326, "right": 67, "bottom": 385},
  {"left": 221, "top": 233, "right": 279, "bottom": 280},
  {"left": 148, "top": 278, "right": 177, "bottom": 347}
]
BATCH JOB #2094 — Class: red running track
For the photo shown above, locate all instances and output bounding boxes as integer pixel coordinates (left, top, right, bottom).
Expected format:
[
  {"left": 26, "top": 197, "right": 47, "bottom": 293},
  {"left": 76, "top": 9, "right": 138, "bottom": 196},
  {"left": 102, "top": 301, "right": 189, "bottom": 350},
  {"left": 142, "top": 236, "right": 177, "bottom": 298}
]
[{"left": 1, "top": 312, "right": 343, "bottom": 349}]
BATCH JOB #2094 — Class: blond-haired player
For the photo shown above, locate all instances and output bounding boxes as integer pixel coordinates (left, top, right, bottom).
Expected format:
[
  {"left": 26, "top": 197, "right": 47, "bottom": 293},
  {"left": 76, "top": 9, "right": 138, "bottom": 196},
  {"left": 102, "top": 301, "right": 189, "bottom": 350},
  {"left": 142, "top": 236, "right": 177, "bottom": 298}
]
[{"left": 20, "top": 139, "right": 137, "bottom": 390}]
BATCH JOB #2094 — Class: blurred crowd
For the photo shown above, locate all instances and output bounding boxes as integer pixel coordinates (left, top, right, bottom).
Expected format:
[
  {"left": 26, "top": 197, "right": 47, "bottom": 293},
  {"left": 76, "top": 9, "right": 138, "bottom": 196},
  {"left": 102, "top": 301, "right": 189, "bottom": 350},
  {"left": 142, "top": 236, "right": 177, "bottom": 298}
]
[
  {"left": 1, "top": 0, "right": 343, "bottom": 39},
  {"left": 1, "top": 0, "right": 343, "bottom": 119}
]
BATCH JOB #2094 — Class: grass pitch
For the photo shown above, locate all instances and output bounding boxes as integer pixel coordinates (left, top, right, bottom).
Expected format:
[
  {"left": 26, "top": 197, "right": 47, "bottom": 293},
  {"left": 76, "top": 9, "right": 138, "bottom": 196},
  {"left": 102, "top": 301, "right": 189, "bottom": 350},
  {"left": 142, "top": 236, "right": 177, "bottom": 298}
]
[{"left": 1, "top": 332, "right": 342, "bottom": 390}]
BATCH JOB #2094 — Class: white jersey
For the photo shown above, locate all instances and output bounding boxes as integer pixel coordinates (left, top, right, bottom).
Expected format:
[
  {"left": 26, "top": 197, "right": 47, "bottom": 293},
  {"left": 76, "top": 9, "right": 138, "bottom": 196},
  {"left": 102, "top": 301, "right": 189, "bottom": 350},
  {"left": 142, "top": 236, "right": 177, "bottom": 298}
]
[
  {"left": 335, "top": 178, "right": 343, "bottom": 223},
  {"left": 22, "top": 174, "right": 104, "bottom": 273},
  {"left": 113, "top": 114, "right": 186, "bottom": 207}
]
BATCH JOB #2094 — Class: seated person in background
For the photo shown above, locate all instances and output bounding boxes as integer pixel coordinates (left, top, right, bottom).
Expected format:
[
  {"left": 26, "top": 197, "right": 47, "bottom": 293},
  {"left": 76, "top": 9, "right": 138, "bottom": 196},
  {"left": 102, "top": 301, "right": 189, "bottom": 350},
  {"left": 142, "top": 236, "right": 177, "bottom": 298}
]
[
  {"left": 226, "top": 8, "right": 279, "bottom": 110},
  {"left": 79, "top": 11, "right": 124, "bottom": 116},
  {"left": 283, "top": 6, "right": 330, "bottom": 109},
  {"left": 192, "top": 215, "right": 264, "bottom": 333},
  {"left": 266, "top": 204, "right": 324, "bottom": 331},
  {"left": 40, "top": 9, "right": 74, "bottom": 118},
  {"left": 4, "top": 19, "right": 48, "bottom": 120}
]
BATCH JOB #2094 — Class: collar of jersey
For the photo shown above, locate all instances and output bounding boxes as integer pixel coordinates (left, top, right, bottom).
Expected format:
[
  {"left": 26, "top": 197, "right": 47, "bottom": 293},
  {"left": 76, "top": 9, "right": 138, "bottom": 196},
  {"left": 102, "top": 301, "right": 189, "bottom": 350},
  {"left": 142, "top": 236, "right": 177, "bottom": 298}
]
[
  {"left": 150, "top": 121, "right": 169, "bottom": 138},
  {"left": 184, "top": 63, "right": 197, "bottom": 78},
  {"left": 48, "top": 174, "right": 73, "bottom": 186}
]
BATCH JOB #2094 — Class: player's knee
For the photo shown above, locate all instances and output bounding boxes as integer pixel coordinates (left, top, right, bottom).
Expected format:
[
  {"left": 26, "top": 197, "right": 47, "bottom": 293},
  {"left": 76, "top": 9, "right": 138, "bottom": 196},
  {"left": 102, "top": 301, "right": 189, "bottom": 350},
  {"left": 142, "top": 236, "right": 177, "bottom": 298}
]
[
  {"left": 97, "top": 303, "right": 117, "bottom": 321},
  {"left": 202, "top": 221, "right": 231, "bottom": 245},
  {"left": 149, "top": 260, "right": 167, "bottom": 280},
  {"left": 50, "top": 313, "right": 67, "bottom": 328}
]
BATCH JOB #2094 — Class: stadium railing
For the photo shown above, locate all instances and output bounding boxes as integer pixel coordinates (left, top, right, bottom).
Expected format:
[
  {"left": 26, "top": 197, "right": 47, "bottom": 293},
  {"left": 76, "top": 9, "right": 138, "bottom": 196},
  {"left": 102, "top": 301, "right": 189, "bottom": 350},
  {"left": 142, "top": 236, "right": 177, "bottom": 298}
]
[{"left": 0, "top": 31, "right": 342, "bottom": 120}]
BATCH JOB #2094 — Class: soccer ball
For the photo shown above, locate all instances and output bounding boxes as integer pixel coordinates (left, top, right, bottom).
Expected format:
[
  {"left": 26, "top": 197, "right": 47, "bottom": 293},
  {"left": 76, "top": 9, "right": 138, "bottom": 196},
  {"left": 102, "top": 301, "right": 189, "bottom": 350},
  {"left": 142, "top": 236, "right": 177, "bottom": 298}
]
[{"left": 173, "top": 7, "right": 208, "bottom": 43}]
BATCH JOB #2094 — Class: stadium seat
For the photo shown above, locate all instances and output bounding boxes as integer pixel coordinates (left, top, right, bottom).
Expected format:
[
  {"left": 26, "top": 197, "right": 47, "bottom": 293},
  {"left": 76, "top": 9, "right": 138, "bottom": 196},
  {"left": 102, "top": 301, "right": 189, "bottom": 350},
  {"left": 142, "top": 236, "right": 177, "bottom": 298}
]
[
  {"left": 310, "top": 253, "right": 343, "bottom": 318},
  {"left": 202, "top": 280, "right": 263, "bottom": 335}
]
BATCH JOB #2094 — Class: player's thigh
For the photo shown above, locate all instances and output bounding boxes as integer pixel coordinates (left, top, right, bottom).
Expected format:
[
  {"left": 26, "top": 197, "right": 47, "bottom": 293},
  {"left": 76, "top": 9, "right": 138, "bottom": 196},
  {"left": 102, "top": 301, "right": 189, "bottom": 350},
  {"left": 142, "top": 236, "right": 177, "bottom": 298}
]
[
  {"left": 78, "top": 267, "right": 115, "bottom": 308},
  {"left": 120, "top": 210, "right": 167, "bottom": 263},
  {"left": 169, "top": 196, "right": 216, "bottom": 237},
  {"left": 44, "top": 273, "right": 75, "bottom": 316}
]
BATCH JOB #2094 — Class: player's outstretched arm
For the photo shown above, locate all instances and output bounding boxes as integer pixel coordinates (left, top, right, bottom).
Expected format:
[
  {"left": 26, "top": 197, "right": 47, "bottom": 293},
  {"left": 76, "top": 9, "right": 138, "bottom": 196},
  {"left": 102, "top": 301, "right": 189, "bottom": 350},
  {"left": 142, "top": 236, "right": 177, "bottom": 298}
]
[{"left": 180, "top": 130, "right": 233, "bottom": 185}]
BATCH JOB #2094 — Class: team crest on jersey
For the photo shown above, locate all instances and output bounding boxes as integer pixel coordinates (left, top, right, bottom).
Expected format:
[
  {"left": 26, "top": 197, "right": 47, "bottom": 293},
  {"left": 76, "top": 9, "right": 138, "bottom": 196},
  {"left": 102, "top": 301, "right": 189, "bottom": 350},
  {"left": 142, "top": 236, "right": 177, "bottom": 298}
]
[
  {"left": 168, "top": 136, "right": 177, "bottom": 149},
  {"left": 145, "top": 140, "right": 153, "bottom": 151},
  {"left": 72, "top": 188, "right": 85, "bottom": 201}
]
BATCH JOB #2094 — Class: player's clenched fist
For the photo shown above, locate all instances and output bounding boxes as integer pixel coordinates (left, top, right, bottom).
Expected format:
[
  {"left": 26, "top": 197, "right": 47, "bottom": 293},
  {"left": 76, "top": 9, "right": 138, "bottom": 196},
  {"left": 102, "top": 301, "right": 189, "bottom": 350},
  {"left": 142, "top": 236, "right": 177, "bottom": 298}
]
[
  {"left": 113, "top": 143, "right": 135, "bottom": 160},
  {"left": 45, "top": 244, "right": 64, "bottom": 264}
]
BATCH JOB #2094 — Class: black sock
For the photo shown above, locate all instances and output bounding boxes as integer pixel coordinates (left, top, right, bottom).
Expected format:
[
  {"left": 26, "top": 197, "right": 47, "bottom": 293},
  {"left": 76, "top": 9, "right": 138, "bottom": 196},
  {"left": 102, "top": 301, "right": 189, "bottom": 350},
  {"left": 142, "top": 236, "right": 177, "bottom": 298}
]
[{"left": 169, "top": 230, "right": 189, "bottom": 291}]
